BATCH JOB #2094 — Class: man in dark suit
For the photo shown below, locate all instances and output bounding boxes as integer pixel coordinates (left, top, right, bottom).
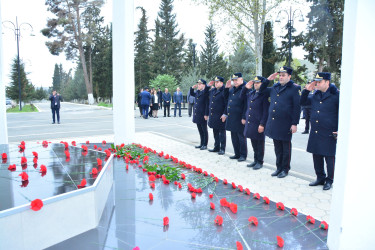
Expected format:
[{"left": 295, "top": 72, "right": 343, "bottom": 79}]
[
  {"left": 224, "top": 73, "right": 247, "bottom": 162},
  {"left": 300, "top": 72, "right": 339, "bottom": 190},
  {"left": 187, "top": 89, "right": 196, "bottom": 117},
  {"left": 207, "top": 76, "right": 227, "bottom": 155},
  {"left": 137, "top": 88, "right": 143, "bottom": 117},
  {"left": 140, "top": 87, "right": 152, "bottom": 119},
  {"left": 157, "top": 88, "right": 163, "bottom": 110},
  {"left": 190, "top": 79, "right": 209, "bottom": 150},
  {"left": 261, "top": 66, "right": 301, "bottom": 178},
  {"left": 301, "top": 81, "right": 313, "bottom": 134},
  {"left": 162, "top": 88, "right": 171, "bottom": 117},
  {"left": 49, "top": 90, "right": 63, "bottom": 124},
  {"left": 173, "top": 87, "right": 183, "bottom": 117},
  {"left": 241, "top": 76, "right": 270, "bottom": 170}
]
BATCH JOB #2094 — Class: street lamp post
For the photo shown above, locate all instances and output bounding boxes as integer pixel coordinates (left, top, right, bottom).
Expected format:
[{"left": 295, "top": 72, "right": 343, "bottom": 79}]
[
  {"left": 276, "top": 7, "right": 304, "bottom": 67},
  {"left": 2, "top": 17, "right": 33, "bottom": 111}
]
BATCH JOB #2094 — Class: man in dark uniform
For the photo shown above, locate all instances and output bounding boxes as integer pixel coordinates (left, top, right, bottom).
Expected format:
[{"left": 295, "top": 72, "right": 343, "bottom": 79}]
[
  {"left": 301, "top": 81, "right": 313, "bottom": 134},
  {"left": 157, "top": 88, "right": 163, "bottom": 110},
  {"left": 261, "top": 66, "right": 301, "bottom": 178},
  {"left": 300, "top": 72, "right": 339, "bottom": 190},
  {"left": 162, "top": 88, "right": 171, "bottom": 117},
  {"left": 241, "top": 76, "right": 270, "bottom": 170},
  {"left": 223, "top": 73, "right": 247, "bottom": 162},
  {"left": 140, "top": 87, "right": 152, "bottom": 119},
  {"left": 49, "top": 90, "right": 63, "bottom": 124},
  {"left": 207, "top": 76, "right": 227, "bottom": 155},
  {"left": 136, "top": 88, "right": 143, "bottom": 117},
  {"left": 190, "top": 79, "right": 209, "bottom": 150}
]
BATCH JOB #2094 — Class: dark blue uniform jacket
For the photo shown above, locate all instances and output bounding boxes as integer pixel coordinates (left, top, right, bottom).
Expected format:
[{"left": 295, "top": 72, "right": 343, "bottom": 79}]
[
  {"left": 224, "top": 83, "right": 247, "bottom": 133},
  {"left": 260, "top": 80, "right": 301, "bottom": 141},
  {"left": 241, "top": 87, "right": 270, "bottom": 140},
  {"left": 300, "top": 84, "right": 339, "bottom": 156},
  {"left": 208, "top": 86, "right": 227, "bottom": 130},
  {"left": 140, "top": 91, "right": 152, "bottom": 106},
  {"left": 190, "top": 87, "right": 209, "bottom": 124}
]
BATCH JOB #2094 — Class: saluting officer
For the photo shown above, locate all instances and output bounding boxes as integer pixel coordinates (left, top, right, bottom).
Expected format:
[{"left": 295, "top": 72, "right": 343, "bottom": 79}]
[
  {"left": 261, "top": 66, "right": 301, "bottom": 178},
  {"left": 223, "top": 73, "right": 247, "bottom": 162},
  {"left": 190, "top": 79, "right": 210, "bottom": 150},
  {"left": 300, "top": 72, "right": 339, "bottom": 191},
  {"left": 241, "top": 76, "right": 270, "bottom": 170},
  {"left": 207, "top": 76, "right": 227, "bottom": 155}
]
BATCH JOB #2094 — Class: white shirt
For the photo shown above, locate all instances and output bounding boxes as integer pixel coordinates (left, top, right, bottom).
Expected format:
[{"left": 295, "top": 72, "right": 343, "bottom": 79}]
[{"left": 154, "top": 95, "right": 158, "bottom": 104}]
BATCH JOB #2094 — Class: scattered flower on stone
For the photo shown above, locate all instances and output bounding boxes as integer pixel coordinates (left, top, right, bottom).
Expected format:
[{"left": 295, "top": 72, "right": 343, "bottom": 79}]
[
  {"left": 253, "top": 193, "right": 260, "bottom": 199},
  {"left": 210, "top": 202, "right": 215, "bottom": 210},
  {"left": 319, "top": 221, "right": 328, "bottom": 230},
  {"left": 209, "top": 194, "right": 214, "bottom": 199},
  {"left": 277, "top": 236, "right": 284, "bottom": 247},
  {"left": 214, "top": 215, "right": 223, "bottom": 226},
  {"left": 149, "top": 175, "right": 156, "bottom": 181},
  {"left": 223, "top": 179, "right": 228, "bottom": 185},
  {"left": 90, "top": 168, "right": 98, "bottom": 175},
  {"left": 291, "top": 208, "right": 298, "bottom": 216},
  {"left": 30, "top": 199, "right": 43, "bottom": 211},
  {"left": 1, "top": 153, "right": 7, "bottom": 159},
  {"left": 78, "top": 178, "right": 87, "bottom": 188},
  {"left": 215, "top": 177, "right": 219, "bottom": 182},
  {"left": 232, "top": 182, "right": 236, "bottom": 189},
  {"left": 8, "top": 164, "right": 16, "bottom": 171},
  {"left": 40, "top": 165, "right": 47, "bottom": 173},
  {"left": 276, "top": 202, "right": 285, "bottom": 210},
  {"left": 229, "top": 203, "right": 238, "bottom": 213},
  {"left": 238, "top": 185, "right": 243, "bottom": 192},
  {"left": 220, "top": 198, "right": 229, "bottom": 207},
  {"left": 86, "top": 141, "right": 90, "bottom": 144},
  {"left": 71, "top": 141, "right": 76, "bottom": 146},
  {"left": 178, "top": 183, "right": 182, "bottom": 189},
  {"left": 263, "top": 196, "right": 270, "bottom": 204},
  {"left": 21, "top": 157, "right": 27, "bottom": 165},
  {"left": 306, "top": 215, "right": 315, "bottom": 224},
  {"left": 150, "top": 183, "right": 155, "bottom": 189},
  {"left": 33, "top": 157, "right": 38, "bottom": 164},
  {"left": 81, "top": 145, "right": 88, "bottom": 151},
  {"left": 248, "top": 216, "right": 258, "bottom": 226},
  {"left": 32, "top": 152, "right": 38, "bottom": 158},
  {"left": 245, "top": 188, "right": 250, "bottom": 195},
  {"left": 163, "top": 216, "right": 169, "bottom": 226},
  {"left": 102, "top": 140, "right": 106, "bottom": 145},
  {"left": 236, "top": 241, "right": 243, "bottom": 250},
  {"left": 65, "top": 150, "right": 70, "bottom": 158},
  {"left": 19, "top": 172, "right": 28, "bottom": 181},
  {"left": 94, "top": 145, "right": 98, "bottom": 149},
  {"left": 149, "top": 193, "right": 153, "bottom": 201},
  {"left": 97, "top": 158, "right": 103, "bottom": 166},
  {"left": 191, "top": 193, "right": 196, "bottom": 199},
  {"left": 42, "top": 141, "right": 49, "bottom": 147}
]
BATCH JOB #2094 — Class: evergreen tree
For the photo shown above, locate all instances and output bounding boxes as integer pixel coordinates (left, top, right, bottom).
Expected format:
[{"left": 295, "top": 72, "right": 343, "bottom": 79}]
[
  {"left": 262, "top": 21, "right": 276, "bottom": 78},
  {"left": 184, "top": 39, "right": 198, "bottom": 71},
  {"left": 228, "top": 43, "right": 256, "bottom": 80},
  {"left": 52, "top": 64, "right": 61, "bottom": 91},
  {"left": 151, "top": 0, "right": 185, "bottom": 79},
  {"left": 134, "top": 7, "right": 152, "bottom": 91},
  {"left": 6, "top": 57, "right": 35, "bottom": 103},
  {"left": 34, "top": 87, "right": 47, "bottom": 100}
]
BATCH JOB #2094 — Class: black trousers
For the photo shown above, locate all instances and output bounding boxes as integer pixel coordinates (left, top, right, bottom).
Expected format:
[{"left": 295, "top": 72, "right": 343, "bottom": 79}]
[
  {"left": 51, "top": 106, "right": 60, "bottom": 123},
  {"left": 213, "top": 128, "right": 226, "bottom": 151},
  {"left": 304, "top": 108, "right": 311, "bottom": 132},
  {"left": 250, "top": 139, "right": 265, "bottom": 164},
  {"left": 273, "top": 139, "right": 291, "bottom": 172},
  {"left": 197, "top": 121, "right": 208, "bottom": 146},
  {"left": 231, "top": 131, "right": 247, "bottom": 158},
  {"left": 159, "top": 102, "right": 163, "bottom": 109},
  {"left": 138, "top": 106, "right": 142, "bottom": 116},
  {"left": 164, "top": 104, "right": 170, "bottom": 116},
  {"left": 188, "top": 103, "right": 194, "bottom": 116},
  {"left": 313, "top": 154, "right": 335, "bottom": 184}
]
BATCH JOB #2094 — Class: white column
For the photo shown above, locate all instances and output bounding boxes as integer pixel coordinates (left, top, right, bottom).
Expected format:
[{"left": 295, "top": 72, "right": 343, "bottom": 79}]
[
  {"left": 112, "top": 0, "right": 135, "bottom": 145},
  {"left": 328, "top": 1, "right": 375, "bottom": 249},
  {"left": 0, "top": 1, "right": 9, "bottom": 144}
]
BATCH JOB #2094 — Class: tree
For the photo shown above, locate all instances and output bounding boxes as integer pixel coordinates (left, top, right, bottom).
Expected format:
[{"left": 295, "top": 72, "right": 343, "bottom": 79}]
[
  {"left": 179, "top": 67, "right": 204, "bottom": 95},
  {"left": 134, "top": 7, "right": 152, "bottom": 91},
  {"left": 41, "top": 0, "right": 104, "bottom": 104},
  {"left": 183, "top": 39, "right": 198, "bottom": 71},
  {"left": 149, "top": 74, "right": 178, "bottom": 93},
  {"left": 6, "top": 57, "right": 35, "bottom": 103},
  {"left": 228, "top": 43, "right": 256, "bottom": 80},
  {"left": 34, "top": 87, "right": 47, "bottom": 100},
  {"left": 151, "top": 0, "right": 185, "bottom": 79},
  {"left": 304, "top": 0, "right": 344, "bottom": 78},
  {"left": 62, "top": 62, "right": 87, "bottom": 101},
  {"left": 262, "top": 21, "right": 277, "bottom": 77},
  {"left": 194, "top": 0, "right": 282, "bottom": 75},
  {"left": 52, "top": 64, "right": 61, "bottom": 92}
]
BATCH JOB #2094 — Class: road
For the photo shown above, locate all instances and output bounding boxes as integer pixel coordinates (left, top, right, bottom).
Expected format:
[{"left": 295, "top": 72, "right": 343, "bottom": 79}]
[{"left": 6, "top": 102, "right": 316, "bottom": 180}]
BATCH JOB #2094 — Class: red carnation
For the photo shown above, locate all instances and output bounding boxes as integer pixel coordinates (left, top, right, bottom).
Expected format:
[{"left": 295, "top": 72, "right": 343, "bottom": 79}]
[
  {"left": 236, "top": 241, "right": 243, "bottom": 250},
  {"left": 8, "top": 164, "right": 16, "bottom": 171},
  {"left": 196, "top": 188, "right": 202, "bottom": 193},
  {"left": 65, "top": 150, "right": 70, "bottom": 158},
  {"left": 306, "top": 215, "right": 315, "bottom": 224},
  {"left": 97, "top": 158, "right": 103, "bottom": 166},
  {"left": 126, "top": 164, "right": 129, "bottom": 170},
  {"left": 214, "top": 215, "right": 223, "bottom": 226},
  {"left": 98, "top": 147, "right": 102, "bottom": 151},
  {"left": 276, "top": 236, "right": 284, "bottom": 247},
  {"left": 191, "top": 193, "right": 196, "bottom": 199},
  {"left": 174, "top": 181, "right": 178, "bottom": 185},
  {"left": 149, "top": 175, "right": 156, "bottom": 181},
  {"left": 178, "top": 183, "right": 182, "bottom": 188},
  {"left": 72, "top": 141, "right": 76, "bottom": 146},
  {"left": 220, "top": 198, "right": 229, "bottom": 207},
  {"left": 40, "top": 165, "right": 47, "bottom": 173},
  {"left": 21, "top": 157, "right": 27, "bottom": 165},
  {"left": 30, "top": 199, "right": 43, "bottom": 211},
  {"left": 42, "top": 141, "right": 49, "bottom": 147},
  {"left": 253, "top": 193, "right": 260, "bottom": 199},
  {"left": 232, "top": 182, "right": 236, "bottom": 189},
  {"left": 81, "top": 145, "right": 88, "bottom": 151},
  {"left": 33, "top": 157, "right": 38, "bottom": 164},
  {"left": 104, "top": 149, "right": 111, "bottom": 157},
  {"left": 276, "top": 202, "right": 285, "bottom": 210},
  {"left": 91, "top": 168, "right": 98, "bottom": 175},
  {"left": 32, "top": 152, "right": 38, "bottom": 158},
  {"left": 163, "top": 179, "right": 170, "bottom": 184},
  {"left": 248, "top": 216, "right": 258, "bottom": 226},
  {"left": 291, "top": 208, "right": 298, "bottom": 216},
  {"left": 209, "top": 194, "right": 214, "bottom": 199},
  {"left": 86, "top": 141, "right": 90, "bottom": 144},
  {"left": 203, "top": 171, "right": 208, "bottom": 176},
  {"left": 102, "top": 140, "right": 106, "bottom": 145},
  {"left": 19, "top": 172, "right": 28, "bottom": 181},
  {"left": 149, "top": 193, "right": 153, "bottom": 201},
  {"left": 238, "top": 185, "right": 243, "bottom": 192},
  {"left": 163, "top": 216, "right": 169, "bottom": 226},
  {"left": 223, "top": 179, "right": 228, "bottom": 185},
  {"left": 263, "top": 196, "right": 270, "bottom": 204},
  {"left": 94, "top": 145, "right": 98, "bottom": 149},
  {"left": 245, "top": 188, "right": 250, "bottom": 195},
  {"left": 150, "top": 183, "right": 155, "bottom": 189},
  {"left": 319, "top": 221, "right": 328, "bottom": 230},
  {"left": 78, "top": 178, "right": 87, "bottom": 188},
  {"left": 1, "top": 153, "right": 7, "bottom": 159},
  {"left": 215, "top": 177, "right": 219, "bottom": 182},
  {"left": 210, "top": 202, "right": 215, "bottom": 210},
  {"left": 229, "top": 203, "right": 238, "bottom": 213}
]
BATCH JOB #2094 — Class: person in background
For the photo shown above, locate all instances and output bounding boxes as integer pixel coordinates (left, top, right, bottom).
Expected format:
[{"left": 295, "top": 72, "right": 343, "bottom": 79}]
[
  {"left": 151, "top": 89, "right": 159, "bottom": 118},
  {"left": 162, "top": 88, "right": 171, "bottom": 117},
  {"left": 301, "top": 81, "right": 313, "bottom": 134},
  {"left": 137, "top": 88, "right": 143, "bottom": 117},
  {"left": 140, "top": 87, "right": 152, "bottom": 119},
  {"left": 173, "top": 87, "right": 183, "bottom": 117},
  {"left": 49, "top": 90, "right": 63, "bottom": 124},
  {"left": 157, "top": 88, "right": 163, "bottom": 110},
  {"left": 187, "top": 88, "right": 196, "bottom": 117}
]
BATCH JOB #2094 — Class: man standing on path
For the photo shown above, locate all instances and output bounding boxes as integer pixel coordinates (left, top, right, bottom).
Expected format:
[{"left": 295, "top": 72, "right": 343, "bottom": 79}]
[
  {"left": 173, "top": 87, "right": 183, "bottom": 117},
  {"left": 49, "top": 90, "right": 63, "bottom": 124},
  {"left": 157, "top": 88, "right": 163, "bottom": 110},
  {"left": 187, "top": 88, "right": 196, "bottom": 117},
  {"left": 261, "top": 66, "right": 301, "bottom": 178},
  {"left": 162, "top": 88, "right": 171, "bottom": 117},
  {"left": 300, "top": 72, "right": 339, "bottom": 191},
  {"left": 301, "top": 81, "right": 313, "bottom": 134},
  {"left": 140, "top": 87, "right": 152, "bottom": 119}
]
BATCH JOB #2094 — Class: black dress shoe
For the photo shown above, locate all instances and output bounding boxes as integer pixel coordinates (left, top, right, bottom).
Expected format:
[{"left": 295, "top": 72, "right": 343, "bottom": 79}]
[
  {"left": 218, "top": 150, "right": 225, "bottom": 155},
  {"left": 271, "top": 169, "right": 282, "bottom": 176},
  {"left": 253, "top": 163, "right": 263, "bottom": 170},
  {"left": 323, "top": 182, "right": 332, "bottom": 190},
  {"left": 229, "top": 155, "right": 240, "bottom": 160},
  {"left": 277, "top": 170, "right": 288, "bottom": 178},
  {"left": 247, "top": 162, "right": 257, "bottom": 168},
  {"left": 200, "top": 146, "right": 207, "bottom": 150},
  {"left": 179, "top": 115, "right": 182, "bottom": 117},
  {"left": 164, "top": 115, "right": 166, "bottom": 117},
  {"left": 301, "top": 131, "right": 309, "bottom": 134},
  {"left": 195, "top": 145, "right": 202, "bottom": 149},
  {"left": 52, "top": 122, "right": 55, "bottom": 124},
  {"left": 237, "top": 157, "right": 246, "bottom": 162},
  {"left": 208, "top": 148, "right": 219, "bottom": 152},
  {"left": 309, "top": 179, "right": 325, "bottom": 186}
]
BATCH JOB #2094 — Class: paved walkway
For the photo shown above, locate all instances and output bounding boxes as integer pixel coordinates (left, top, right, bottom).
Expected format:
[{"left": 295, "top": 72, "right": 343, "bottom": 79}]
[{"left": 28, "top": 131, "right": 332, "bottom": 223}]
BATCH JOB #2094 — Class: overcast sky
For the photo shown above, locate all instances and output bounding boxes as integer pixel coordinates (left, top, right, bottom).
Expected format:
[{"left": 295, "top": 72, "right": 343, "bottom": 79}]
[{"left": 1, "top": 0, "right": 309, "bottom": 89}]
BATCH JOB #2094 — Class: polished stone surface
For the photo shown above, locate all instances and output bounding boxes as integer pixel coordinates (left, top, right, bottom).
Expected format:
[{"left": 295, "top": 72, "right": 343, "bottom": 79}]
[
  {"left": 48, "top": 146, "right": 328, "bottom": 250},
  {"left": 0, "top": 142, "right": 108, "bottom": 212}
]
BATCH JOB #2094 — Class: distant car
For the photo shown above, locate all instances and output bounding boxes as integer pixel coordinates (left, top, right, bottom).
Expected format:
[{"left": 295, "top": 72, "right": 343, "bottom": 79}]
[{"left": 6, "top": 99, "right": 12, "bottom": 105}]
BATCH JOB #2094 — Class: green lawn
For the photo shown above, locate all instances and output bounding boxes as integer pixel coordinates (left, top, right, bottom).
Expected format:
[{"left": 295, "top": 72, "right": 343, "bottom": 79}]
[
  {"left": 98, "top": 102, "right": 113, "bottom": 108},
  {"left": 6, "top": 104, "right": 38, "bottom": 113}
]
